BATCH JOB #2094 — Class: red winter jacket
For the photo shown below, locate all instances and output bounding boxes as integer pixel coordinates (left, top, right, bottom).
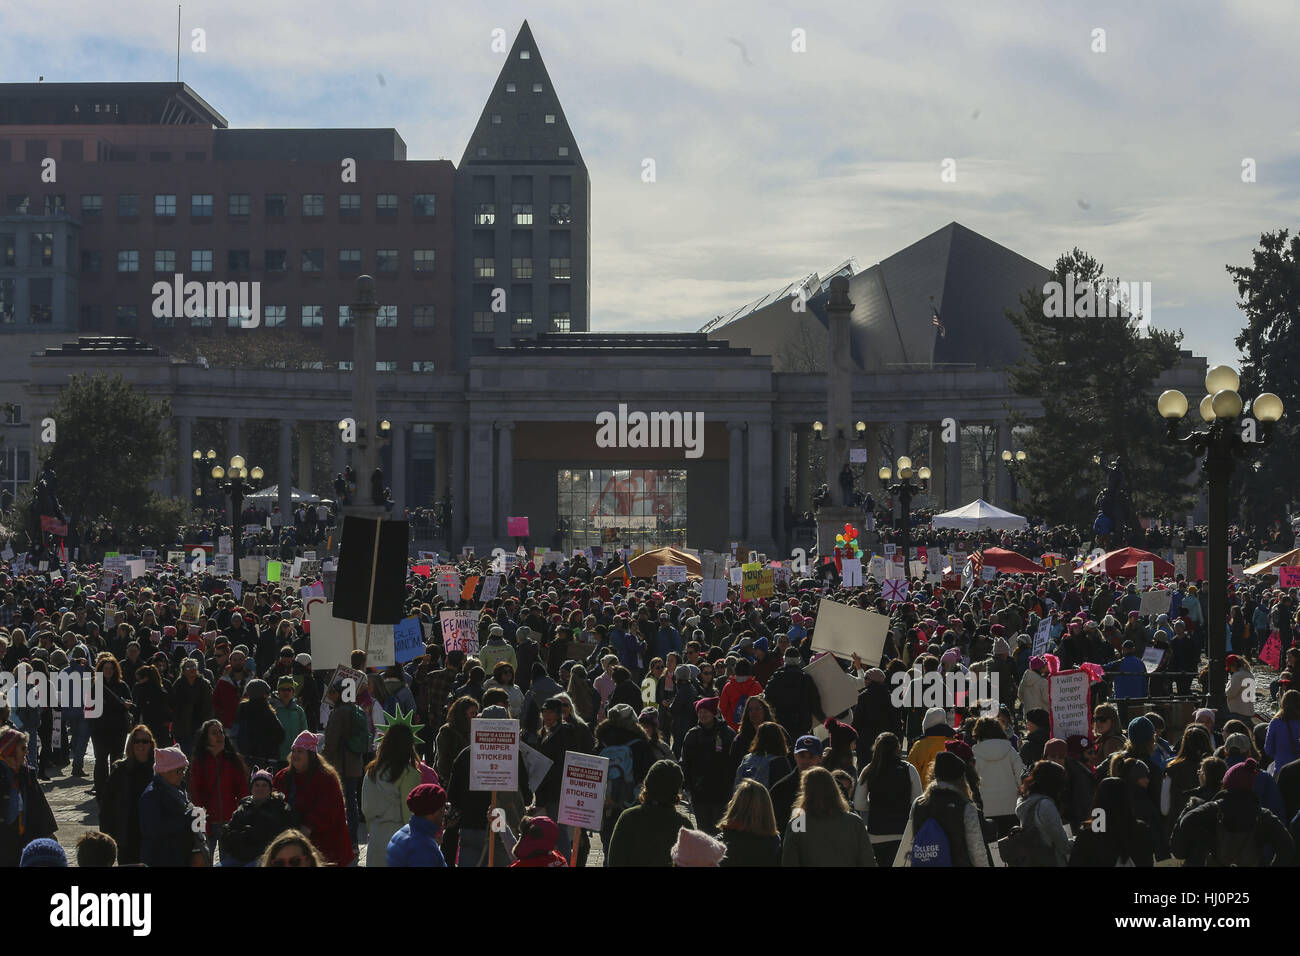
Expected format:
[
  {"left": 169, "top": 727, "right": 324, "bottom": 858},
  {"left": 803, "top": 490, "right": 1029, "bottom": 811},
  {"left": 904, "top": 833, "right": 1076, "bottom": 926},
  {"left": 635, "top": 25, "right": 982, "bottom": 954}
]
[
  {"left": 274, "top": 765, "right": 354, "bottom": 866},
  {"left": 719, "top": 677, "right": 764, "bottom": 731},
  {"left": 188, "top": 751, "right": 250, "bottom": 829},
  {"left": 213, "top": 673, "right": 248, "bottom": 728}
]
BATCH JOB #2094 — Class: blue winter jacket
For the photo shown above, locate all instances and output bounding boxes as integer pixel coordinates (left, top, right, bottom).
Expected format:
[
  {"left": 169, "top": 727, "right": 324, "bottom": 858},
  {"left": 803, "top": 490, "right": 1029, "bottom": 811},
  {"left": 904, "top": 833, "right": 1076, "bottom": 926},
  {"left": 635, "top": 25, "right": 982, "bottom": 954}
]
[{"left": 386, "top": 814, "right": 447, "bottom": 867}]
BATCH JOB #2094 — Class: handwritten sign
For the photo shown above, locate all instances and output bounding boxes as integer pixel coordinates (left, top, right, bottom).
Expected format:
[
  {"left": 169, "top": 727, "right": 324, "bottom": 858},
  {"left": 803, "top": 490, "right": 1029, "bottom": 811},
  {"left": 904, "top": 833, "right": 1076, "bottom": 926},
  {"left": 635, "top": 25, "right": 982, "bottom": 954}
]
[
  {"left": 1135, "top": 561, "right": 1155, "bottom": 589},
  {"left": 1033, "top": 619, "right": 1052, "bottom": 656},
  {"left": 1279, "top": 566, "right": 1300, "bottom": 588},
  {"left": 506, "top": 516, "right": 530, "bottom": 537},
  {"left": 556, "top": 751, "right": 609, "bottom": 831},
  {"left": 1048, "top": 669, "right": 1091, "bottom": 740},
  {"left": 701, "top": 579, "right": 727, "bottom": 604},
  {"left": 393, "top": 617, "right": 425, "bottom": 664},
  {"left": 469, "top": 717, "right": 519, "bottom": 791},
  {"left": 840, "top": 558, "right": 863, "bottom": 587},
  {"left": 1141, "top": 647, "right": 1165, "bottom": 674},
  {"left": 440, "top": 609, "right": 479, "bottom": 655},
  {"left": 882, "top": 579, "right": 909, "bottom": 602},
  {"left": 480, "top": 574, "right": 502, "bottom": 602},
  {"left": 656, "top": 565, "right": 688, "bottom": 584}
]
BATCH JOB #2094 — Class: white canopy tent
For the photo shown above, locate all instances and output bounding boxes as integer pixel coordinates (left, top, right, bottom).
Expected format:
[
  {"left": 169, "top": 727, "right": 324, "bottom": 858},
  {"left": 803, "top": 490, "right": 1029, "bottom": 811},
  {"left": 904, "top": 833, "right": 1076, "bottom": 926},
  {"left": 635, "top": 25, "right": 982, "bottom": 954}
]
[
  {"left": 243, "top": 484, "right": 321, "bottom": 505},
  {"left": 931, "top": 498, "right": 1028, "bottom": 531}
]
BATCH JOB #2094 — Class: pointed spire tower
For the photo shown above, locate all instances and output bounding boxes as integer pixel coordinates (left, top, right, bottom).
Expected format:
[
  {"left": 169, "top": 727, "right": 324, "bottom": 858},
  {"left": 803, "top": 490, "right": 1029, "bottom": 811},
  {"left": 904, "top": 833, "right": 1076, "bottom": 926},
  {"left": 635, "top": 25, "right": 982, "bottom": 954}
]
[{"left": 454, "top": 21, "right": 589, "bottom": 366}]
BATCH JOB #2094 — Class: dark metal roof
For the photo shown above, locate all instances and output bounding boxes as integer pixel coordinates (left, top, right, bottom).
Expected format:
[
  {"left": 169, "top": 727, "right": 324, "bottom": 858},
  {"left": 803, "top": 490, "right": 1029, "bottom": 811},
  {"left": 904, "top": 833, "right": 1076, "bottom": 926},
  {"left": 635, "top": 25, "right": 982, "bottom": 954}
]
[
  {"left": 41, "top": 336, "right": 162, "bottom": 357},
  {"left": 0, "top": 82, "right": 227, "bottom": 127},
  {"left": 497, "top": 332, "right": 750, "bottom": 356}
]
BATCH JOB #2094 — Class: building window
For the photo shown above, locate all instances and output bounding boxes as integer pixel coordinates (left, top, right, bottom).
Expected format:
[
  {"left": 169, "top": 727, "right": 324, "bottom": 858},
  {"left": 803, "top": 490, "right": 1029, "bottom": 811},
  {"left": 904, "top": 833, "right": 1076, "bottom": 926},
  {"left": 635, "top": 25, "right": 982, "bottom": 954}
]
[
  {"left": 549, "top": 257, "right": 571, "bottom": 279},
  {"left": 2, "top": 405, "right": 17, "bottom": 425},
  {"left": 79, "top": 305, "right": 100, "bottom": 329},
  {"left": 190, "top": 249, "right": 213, "bottom": 273},
  {"left": 5, "top": 194, "right": 29, "bottom": 215},
  {"left": 228, "top": 193, "right": 251, "bottom": 216},
  {"left": 264, "top": 193, "right": 287, "bottom": 217},
  {"left": 338, "top": 306, "right": 352, "bottom": 328},
  {"left": 81, "top": 250, "right": 101, "bottom": 273},
  {"left": 413, "top": 249, "right": 435, "bottom": 272},
  {"left": 549, "top": 202, "right": 571, "bottom": 225},
  {"left": 228, "top": 249, "right": 250, "bottom": 272},
  {"left": 413, "top": 361, "right": 436, "bottom": 372},
  {"left": 301, "top": 305, "right": 323, "bottom": 328},
  {"left": 339, "top": 249, "right": 361, "bottom": 273},
  {"left": 27, "top": 233, "right": 53, "bottom": 267},
  {"left": 473, "top": 311, "right": 493, "bottom": 334},
  {"left": 376, "top": 249, "right": 398, "bottom": 273},
  {"left": 474, "top": 203, "right": 495, "bottom": 225},
  {"left": 377, "top": 305, "right": 397, "bottom": 328},
  {"left": 512, "top": 203, "right": 533, "bottom": 225},
  {"left": 473, "top": 257, "right": 495, "bottom": 279},
  {"left": 264, "top": 305, "right": 286, "bottom": 327},
  {"left": 115, "top": 305, "right": 138, "bottom": 328},
  {"left": 265, "top": 249, "right": 288, "bottom": 272},
  {"left": 558, "top": 146, "right": 569, "bottom": 157},
  {"left": 339, "top": 361, "right": 353, "bottom": 371},
  {"left": 339, "top": 193, "right": 361, "bottom": 214},
  {"left": 477, "top": 147, "right": 488, "bottom": 159},
  {"left": 376, "top": 193, "right": 398, "bottom": 216},
  {"left": 117, "top": 250, "right": 139, "bottom": 273},
  {"left": 301, "top": 248, "right": 324, "bottom": 273},
  {"left": 491, "top": 114, "right": 502, "bottom": 125},
  {"left": 155, "top": 310, "right": 176, "bottom": 329},
  {"left": 0, "top": 235, "right": 12, "bottom": 267},
  {"left": 520, "top": 49, "right": 531, "bottom": 59},
  {"left": 80, "top": 194, "right": 102, "bottom": 215},
  {"left": 512, "top": 312, "right": 533, "bottom": 333},
  {"left": 0, "top": 279, "right": 13, "bottom": 323},
  {"left": 190, "top": 194, "right": 213, "bottom": 217},
  {"left": 302, "top": 361, "right": 324, "bottom": 370},
  {"left": 412, "top": 305, "right": 435, "bottom": 328},
  {"left": 190, "top": 308, "right": 213, "bottom": 328},
  {"left": 29, "top": 278, "right": 53, "bottom": 323},
  {"left": 376, "top": 361, "right": 397, "bottom": 372},
  {"left": 301, "top": 194, "right": 324, "bottom": 216},
  {"left": 154, "top": 194, "right": 176, "bottom": 217},
  {"left": 550, "top": 311, "right": 571, "bottom": 332},
  {"left": 506, "top": 83, "right": 516, "bottom": 93},
  {"left": 154, "top": 249, "right": 176, "bottom": 273},
  {"left": 413, "top": 194, "right": 436, "bottom": 217},
  {"left": 545, "top": 114, "right": 555, "bottom": 124},
  {"left": 512, "top": 258, "right": 533, "bottom": 279},
  {"left": 533, "top": 82, "right": 543, "bottom": 92}
]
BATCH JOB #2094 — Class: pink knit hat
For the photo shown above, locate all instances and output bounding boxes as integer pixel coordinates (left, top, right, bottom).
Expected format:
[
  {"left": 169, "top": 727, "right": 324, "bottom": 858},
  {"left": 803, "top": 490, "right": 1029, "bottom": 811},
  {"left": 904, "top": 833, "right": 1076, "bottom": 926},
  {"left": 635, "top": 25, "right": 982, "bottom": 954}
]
[
  {"left": 670, "top": 827, "right": 727, "bottom": 867},
  {"left": 292, "top": 730, "right": 321, "bottom": 753},
  {"left": 154, "top": 746, "right": 188, "bottom": 774}
]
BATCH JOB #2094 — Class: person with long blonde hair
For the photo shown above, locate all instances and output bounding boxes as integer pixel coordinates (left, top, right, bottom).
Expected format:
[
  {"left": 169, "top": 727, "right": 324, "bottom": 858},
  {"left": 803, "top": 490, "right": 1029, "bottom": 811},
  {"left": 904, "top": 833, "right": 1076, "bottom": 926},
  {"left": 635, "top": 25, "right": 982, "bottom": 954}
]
[
  {"left": 781, "top": 766, "right": 876, "bottom": 867},
  {"left": 717, "top": 778, "right": 780, "bottom": 866},
  {"left": 259, "top": 828, "right": 326, "bottom": 867}
]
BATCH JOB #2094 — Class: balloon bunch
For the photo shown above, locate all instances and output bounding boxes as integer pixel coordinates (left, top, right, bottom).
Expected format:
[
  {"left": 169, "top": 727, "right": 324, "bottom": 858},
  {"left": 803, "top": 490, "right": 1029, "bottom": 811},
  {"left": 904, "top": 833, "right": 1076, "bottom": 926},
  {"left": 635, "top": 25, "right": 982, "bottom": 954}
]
[{"left": 833, "top": 523, "right": 864, "bottom": 572}]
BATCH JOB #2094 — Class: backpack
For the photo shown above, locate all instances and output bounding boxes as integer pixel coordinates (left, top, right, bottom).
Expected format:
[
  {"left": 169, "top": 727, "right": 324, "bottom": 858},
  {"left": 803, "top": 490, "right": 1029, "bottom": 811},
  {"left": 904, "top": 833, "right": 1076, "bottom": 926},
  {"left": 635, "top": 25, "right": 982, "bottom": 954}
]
[
  {"left": 345, "top": 703, "right": 369, "bottom": 755},
  {"left": 908, "top": 790, "right": 969, "bottom": 867},
  {"left": 1208, "top": 808, "right": 1262, "bottom": 867},
  {"left": 909, "top": 816, "right": 953, "bottom": 867},
  {"left": 600, "top": 742, "right": 637, "bottom": 809},
  {"left": 736, "top": 752, "right": 778, "bottom": 788},
  {"left": 730, "top": 694, "right": 752, "bottom": 730}
]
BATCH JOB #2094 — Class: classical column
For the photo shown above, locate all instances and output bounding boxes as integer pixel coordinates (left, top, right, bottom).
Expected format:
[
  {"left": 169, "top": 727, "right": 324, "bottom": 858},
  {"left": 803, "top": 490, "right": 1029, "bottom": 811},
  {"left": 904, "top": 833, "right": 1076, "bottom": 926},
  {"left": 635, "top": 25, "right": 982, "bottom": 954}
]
[
  {"left": 496, "top": 422, "right": 515, "bottom": 539},
  {"left": 434, "top": 425, "right": 450, "bottom": 500},
  {"left": 226, "top": 417, "right": 241, "bottom": 458},
  {"left": 928, "top": 422, "right": 946, "bottom": 511},
  {"left": 278, "top": 419, "right": 293, "bottom": 525},
  {"left": 746, "top": 421, "right": 773, "bottom": 550},
  {"left": 298, "top": 424, "right": 314, "bottom": 497},
  {"left": 391, "top": 423, "right": 407, "bottom": 513},
  {"left": 176, "top": 416, "right": 194, "bottom": 503},
  {"left": 452, "top": 423, "right": 469, "bottom": 548},
  {"left": 946, "top": 425, "right": 962, "bottom": 508},
  {"left": 774, "top": 424, "right": 792, "bottom": 549},
  {"left": 996, "top": 420, "right": 1013, "bottom": 506},
  {"left": 332, "top": 435, "right": 346, "bottom": 485},
  {"left": 794, "top": 425, "right": 811, "bottom": 512},
  {"left": 728, "top": 422, "right": 746, "bottom": 540},
  {"left": 865, "top": 425, "right": 883, "bottom": 475},
  {"left": 468, "top": 421, "right": 494, "bottom": 545}
]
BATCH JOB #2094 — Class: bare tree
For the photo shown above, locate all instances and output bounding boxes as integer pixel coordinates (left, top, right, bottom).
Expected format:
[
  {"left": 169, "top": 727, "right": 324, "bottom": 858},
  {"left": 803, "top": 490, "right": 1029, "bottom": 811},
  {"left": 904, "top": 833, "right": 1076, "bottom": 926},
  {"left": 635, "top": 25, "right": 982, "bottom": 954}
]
[{"left": 775, "top": 318, "right": 826, "bottom": 373}]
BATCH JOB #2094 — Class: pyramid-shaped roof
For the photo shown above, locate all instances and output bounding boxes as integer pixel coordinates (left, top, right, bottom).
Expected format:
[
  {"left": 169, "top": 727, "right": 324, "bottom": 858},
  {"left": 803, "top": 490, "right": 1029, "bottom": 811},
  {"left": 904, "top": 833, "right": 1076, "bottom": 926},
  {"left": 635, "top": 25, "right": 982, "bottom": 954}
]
[{"left": 460, "top": 21, "right": 585, "bottom": 168}]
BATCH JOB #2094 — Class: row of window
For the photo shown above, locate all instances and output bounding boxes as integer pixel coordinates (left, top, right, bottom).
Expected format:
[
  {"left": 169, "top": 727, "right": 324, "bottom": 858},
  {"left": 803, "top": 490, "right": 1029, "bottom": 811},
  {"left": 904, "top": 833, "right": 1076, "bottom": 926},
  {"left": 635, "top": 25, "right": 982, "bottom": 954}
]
[
  {"left": 78, "top": 303, "right": 437, "bottom": 329},
  {"left": 475, "top": 145, "right": 570, "bottom": 160},
  {"left": 490, "top": 112, "right": 557, "bottom": 124},
  {"left": 90, "top": 248, "right": 436, "bottom": 274},
  {"left": 471, "top": 311, "right": 571, "bottom": 333},
  {"left": 473, "top": 202, "right": 572, "bottom": 226},
  {"left": 5, "top": 192, "right": 436, "bottom": 218}
]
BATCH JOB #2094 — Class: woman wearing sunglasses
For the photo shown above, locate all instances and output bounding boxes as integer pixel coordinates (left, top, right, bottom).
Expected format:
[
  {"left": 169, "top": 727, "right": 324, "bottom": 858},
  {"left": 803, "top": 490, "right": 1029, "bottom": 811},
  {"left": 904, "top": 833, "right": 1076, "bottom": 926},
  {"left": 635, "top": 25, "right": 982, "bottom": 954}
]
[
  {"left": 260, "top": 829, "right": 325, "bottom": 867},
  {"left": 99, "top": 724, "right": 156, "bottom": 865}
]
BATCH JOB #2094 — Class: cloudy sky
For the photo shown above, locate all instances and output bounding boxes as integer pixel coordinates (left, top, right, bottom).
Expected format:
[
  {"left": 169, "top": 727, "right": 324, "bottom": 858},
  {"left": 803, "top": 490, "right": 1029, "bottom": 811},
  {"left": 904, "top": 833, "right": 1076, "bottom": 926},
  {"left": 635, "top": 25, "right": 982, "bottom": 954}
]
[{"left": 6, "top": 0, "right": 1297, "bottom": 366}]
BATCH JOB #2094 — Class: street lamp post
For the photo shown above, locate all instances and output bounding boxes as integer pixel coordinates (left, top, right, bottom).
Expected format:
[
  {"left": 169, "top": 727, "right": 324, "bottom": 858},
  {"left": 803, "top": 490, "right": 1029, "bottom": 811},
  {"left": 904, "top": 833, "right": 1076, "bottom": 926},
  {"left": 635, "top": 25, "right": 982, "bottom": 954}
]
[
  {"left": 192, "top": 448, "right": 216, "bottom": 509},
  {"left": 1001, "top": 449, "right": 1027, "bottom": 505},
  {"left": 879, "top": 457, "right": 931, "bottom": 579},
  {"left": 212, "top": 454, "right": 265, "bottom": 571},
  {"left": 1157, "top": 365, "right": 1283, "bottom": 712}
]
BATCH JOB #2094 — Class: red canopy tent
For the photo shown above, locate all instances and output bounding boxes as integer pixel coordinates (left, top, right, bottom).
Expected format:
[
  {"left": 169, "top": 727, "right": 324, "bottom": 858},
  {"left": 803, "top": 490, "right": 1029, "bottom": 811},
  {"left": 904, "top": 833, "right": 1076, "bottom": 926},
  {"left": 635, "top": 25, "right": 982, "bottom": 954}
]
[
  {"left": 1075, "top": 547, "right": 1175, "bottom": 579},
  {"left": 981, "top": 547, "right": 1048, "bottom": 574}
]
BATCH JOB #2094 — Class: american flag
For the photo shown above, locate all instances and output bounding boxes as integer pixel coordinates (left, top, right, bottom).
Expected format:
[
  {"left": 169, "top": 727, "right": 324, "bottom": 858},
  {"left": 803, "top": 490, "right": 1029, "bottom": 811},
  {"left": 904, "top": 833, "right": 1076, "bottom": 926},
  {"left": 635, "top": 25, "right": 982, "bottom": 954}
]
[
  {"left": 969, "top": 550, "right": 983, "bottom": 577},
  {"left": 931, "top": 297, "right": 946, "bottom": 338}
]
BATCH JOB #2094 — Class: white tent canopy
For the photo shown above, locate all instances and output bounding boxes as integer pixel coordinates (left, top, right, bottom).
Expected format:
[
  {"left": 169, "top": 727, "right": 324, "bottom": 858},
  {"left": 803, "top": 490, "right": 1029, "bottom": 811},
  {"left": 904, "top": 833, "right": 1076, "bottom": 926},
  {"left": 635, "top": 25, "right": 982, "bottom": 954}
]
[
  {"left": 243, "top": 484, "right": 321, "bottom": 505},
  {"left": 931, "top": 498, "right": 1027, "bottom": 531}
]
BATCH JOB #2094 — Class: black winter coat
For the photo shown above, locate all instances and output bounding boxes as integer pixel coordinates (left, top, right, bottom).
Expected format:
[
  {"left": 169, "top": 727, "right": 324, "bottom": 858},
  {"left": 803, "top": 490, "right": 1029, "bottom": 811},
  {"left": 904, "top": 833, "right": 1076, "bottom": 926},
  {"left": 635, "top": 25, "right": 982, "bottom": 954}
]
[
  {"left": 100, "top": 756, "right": 156, "bottom": 864},
  {"left": 220, "top": 793, "right": 299, "bottom": 863},
  {"left": 763, "top": 664, "right": 824, "bottom": 739},
  {"left": 0, "top": 762, "right": 57, "bottom": 867},
  {"left": 680, "top": 721, "right": 736, "bottom": 803}
]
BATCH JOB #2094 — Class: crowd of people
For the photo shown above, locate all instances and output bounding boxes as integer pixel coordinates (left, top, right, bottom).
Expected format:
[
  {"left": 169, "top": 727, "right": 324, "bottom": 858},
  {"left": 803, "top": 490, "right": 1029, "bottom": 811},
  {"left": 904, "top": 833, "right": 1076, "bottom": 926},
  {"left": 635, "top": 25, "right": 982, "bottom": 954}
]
[{"left": 1, "top": 528, "right": 1299, "bottom": 868}]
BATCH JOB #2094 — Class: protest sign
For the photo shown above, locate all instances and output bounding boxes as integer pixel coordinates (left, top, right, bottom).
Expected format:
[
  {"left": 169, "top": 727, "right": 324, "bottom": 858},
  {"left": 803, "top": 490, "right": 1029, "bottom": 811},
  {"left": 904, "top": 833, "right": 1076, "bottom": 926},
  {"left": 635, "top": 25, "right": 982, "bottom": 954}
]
[
  {"left": 1139, "top": 590, "right": 1169, "bottom": 618},
  {"left": 698, "top": 579, "right": 725, "bottom": 604},
  {"left": 557, "top": 752, "right": 609, "bottom": 831},
  {"left": 981, "top": 565, "right": 997, "bottom": 581},
  {"left": 459, "top": 575, "right": 480, "bottom": 601},
  {"left": 167, "top": 550, "right": 185, "bottom": 566},
  {"left": 740, "top": 562, "right": 763, "bottom": 599},
  {"left": 771, "top": 565, "right": 791, "bottom": 588},
  {"left": 656, "top": 565, "right": 688, "bottom": 584},
  {"left": 470, "top": 718, "right": 519, "bottom": 791},
  {"left": 440, "top": 609, "right": 479, "bottom": 655},
  {"left": 211, "top": 554, "right": 233, "bottom": 576},
  {"left": 1279, "top": 566, "right": 1300, "bottom": 588},
  {"left": 480, "top": 574, "right": 502, "bottom": 602},
  {"left": 1135, "top": 561, "right": 1155, "bottom": 589},
  {"left": 811, "top": 598, "right": 890, "bottom": 664},
  {"left": 328, "top": 664, "right": 368, "bottom": 697},
  {"left": 1048, "top": 669, "right": 1091, "bottom": 740},
  {"left": 928, "top": 550, "right": 944, "bottom": 572},
  {"left": 228, "top": 579, "right": 243, "bottom": 600},
  {"left": 141, "top": 549, "right": 157, "bottom": 564},
  {"left": 804, "top": 652, "right": 861, "bottom": 717},
  {"left": 1261, "top": 632, "right": 1282, "bottom": 669},
  {"left": 301, "top": 582, "right": 325, "bottom": 602},
  {"left": 729, "top": 566, "right": 743, "bottom": 586},
  {"left": 238, "top": 557, "right": 261, "bottom": 582},
  {"left": 216, "top": 535, "right": 231, "bottom": 555},
  {"left": 1141, "top": 647, "right": 1165, "bottom": 674},
  {"left": 910, "top": 560, "right": 927, "bottom": 580},
  {"left": 840, "top": 558, "right": 863, "bottom": 587},
  {"left": 393, "top": 617, "right": 425, "bottom": 664},
  {"left": 883, "top": 543, "right": 896, "bottom": 556},
  {"left": 411, "top": 563, "right": 432, "bottom": 579},
  {"left": 868, "top": 556, "right": 885, "bottom": 580},
  {"left": 266, "top": 561, "right": 282, "bottom": 582},
  {"left": 311, "top": 602, "right": 395, "bottom": 669},
  {"left": 180, "top": 594, "right": 203, "bottom": 623},
  {"left": 882, "top": 579, "right": 909, "bottom": 603},
  {"left": 506, "top": 517, "right": 530, "bottom": 537},
  {"left": 1033, "top": 619, "right": 1052, "bottom": 656},
  {"left": 417, "top": 550, "right": 438, "bottom": 563},
  {"left": 519, "top": 741, "right": 553, "bottom": 792},
  {"left": 541, "top": 551, "right": 564, "bottom": 568}
]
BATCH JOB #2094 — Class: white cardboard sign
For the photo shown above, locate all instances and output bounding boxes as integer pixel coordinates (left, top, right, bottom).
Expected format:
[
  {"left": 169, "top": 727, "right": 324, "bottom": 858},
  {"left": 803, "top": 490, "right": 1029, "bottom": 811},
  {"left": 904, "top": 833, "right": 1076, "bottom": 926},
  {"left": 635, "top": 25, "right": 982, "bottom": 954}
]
[
  {"left": 469, "top": 717, "right": 519, "bottom": 792},
  {"left": 557, "top": 751, "right": 609, "bottom": 831}
]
